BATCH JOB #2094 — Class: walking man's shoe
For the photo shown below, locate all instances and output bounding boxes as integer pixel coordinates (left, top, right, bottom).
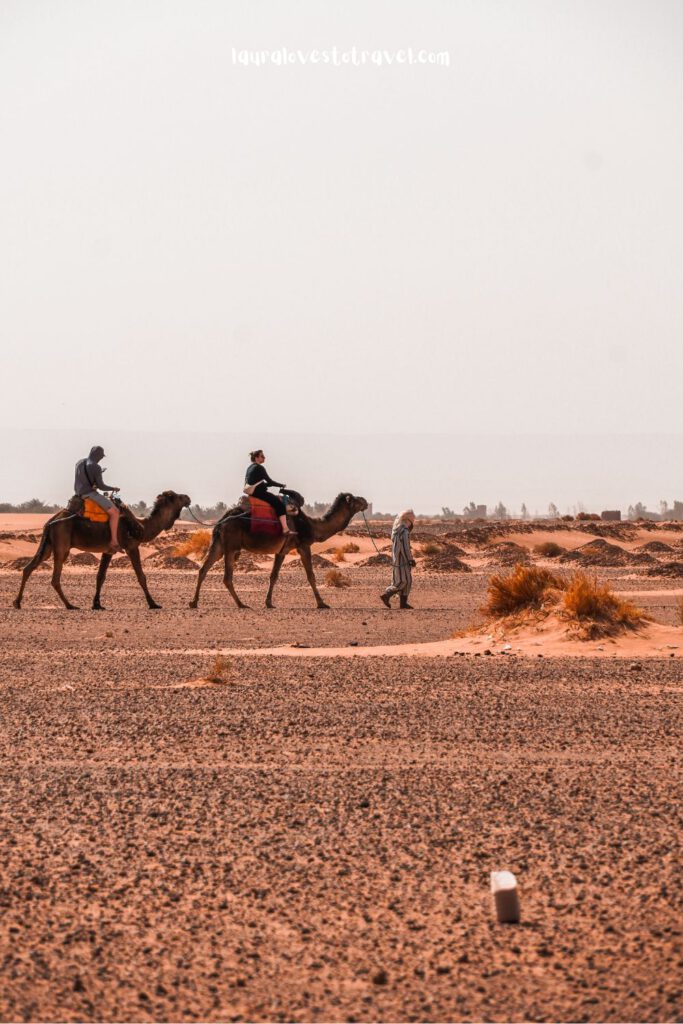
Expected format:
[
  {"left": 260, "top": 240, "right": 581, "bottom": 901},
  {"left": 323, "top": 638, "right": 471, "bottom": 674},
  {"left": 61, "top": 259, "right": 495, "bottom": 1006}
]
[
  {"left": 380, "top": 592, "right": 392, "bottom": 609},
  {"left": 399, "top": 596, "right": 413, "bottom": 609}
]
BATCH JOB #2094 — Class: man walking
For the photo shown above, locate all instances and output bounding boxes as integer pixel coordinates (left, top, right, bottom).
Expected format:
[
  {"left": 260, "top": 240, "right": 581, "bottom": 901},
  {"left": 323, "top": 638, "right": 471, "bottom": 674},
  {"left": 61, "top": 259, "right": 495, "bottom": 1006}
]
[{"left": 380, "top": 509, "right": 416, "bottom": 609}]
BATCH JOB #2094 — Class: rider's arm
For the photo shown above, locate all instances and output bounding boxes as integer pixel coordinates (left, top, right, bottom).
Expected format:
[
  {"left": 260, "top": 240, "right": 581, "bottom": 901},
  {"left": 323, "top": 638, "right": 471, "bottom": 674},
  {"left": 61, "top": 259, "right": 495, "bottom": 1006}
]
[
  {"left": 263, "top": 470, "right": 285, "bottom": 488},
  {"left": 91, "top": 463, "right": 118, "bottom": 491}
]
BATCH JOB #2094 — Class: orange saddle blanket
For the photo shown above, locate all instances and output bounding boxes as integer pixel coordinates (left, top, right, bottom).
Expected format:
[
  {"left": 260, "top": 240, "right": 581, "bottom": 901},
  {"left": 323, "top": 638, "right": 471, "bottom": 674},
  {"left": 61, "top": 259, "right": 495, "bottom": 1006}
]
[
  {"left": 83, "top": 498, "right": 108, "bottom": 523},
  {"left": 248, "top": 496, "right": 281, "bottom": 536}
]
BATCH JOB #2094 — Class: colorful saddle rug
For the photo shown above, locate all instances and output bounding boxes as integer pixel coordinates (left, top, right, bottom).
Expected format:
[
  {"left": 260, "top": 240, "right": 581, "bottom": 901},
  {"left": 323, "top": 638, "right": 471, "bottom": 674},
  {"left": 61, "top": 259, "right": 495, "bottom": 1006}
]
[{"left": 248, "top": 496, "right": 282, "bottom": 536}]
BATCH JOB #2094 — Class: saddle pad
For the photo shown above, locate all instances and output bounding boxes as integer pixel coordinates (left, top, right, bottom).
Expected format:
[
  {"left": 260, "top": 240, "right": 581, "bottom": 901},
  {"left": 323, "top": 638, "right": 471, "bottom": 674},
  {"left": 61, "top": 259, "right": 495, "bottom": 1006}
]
[
  {"left": 248, "top": 496, "right": 281, "bottom": 536},
  {"left": 83, "top": 498, "right": 109, "bottom": 523}
]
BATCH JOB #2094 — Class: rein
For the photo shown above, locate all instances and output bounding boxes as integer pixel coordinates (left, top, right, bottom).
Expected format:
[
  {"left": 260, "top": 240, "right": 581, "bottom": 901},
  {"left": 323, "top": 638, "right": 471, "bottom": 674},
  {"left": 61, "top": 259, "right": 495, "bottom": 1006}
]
[
  {"left": 185, "top": 507, "right": 216, "bottom": 527},
  {"left": 361, "top": 510, "right": 382, "bottom": 554}
]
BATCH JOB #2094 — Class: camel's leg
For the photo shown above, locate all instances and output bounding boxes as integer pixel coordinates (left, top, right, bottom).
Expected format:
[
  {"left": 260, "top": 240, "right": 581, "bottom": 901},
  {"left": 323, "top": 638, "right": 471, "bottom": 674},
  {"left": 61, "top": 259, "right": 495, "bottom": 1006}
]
[
  {"left": 299, "top": 545, "right": 329, "bottom": 610},
  {"left": 223, "top": 548, "right": 248, "bottom": 609},
  {"left": 92, "top": 553, "right": 112, "bottom": 610},
  {"left": 265, "top": 552, "right": 286, "bottom": 608},
  {"left": 13, "top": 539, "right": 53, "bottom": 609},
  {"left": 189, "top": 537, "right": 223, "bottom": 608},
  {"left": 127, "top": 548, "right": 161, "bottom": 609},
  {"left": 51, "top": 548, "right": 78, "bottom": 610}
]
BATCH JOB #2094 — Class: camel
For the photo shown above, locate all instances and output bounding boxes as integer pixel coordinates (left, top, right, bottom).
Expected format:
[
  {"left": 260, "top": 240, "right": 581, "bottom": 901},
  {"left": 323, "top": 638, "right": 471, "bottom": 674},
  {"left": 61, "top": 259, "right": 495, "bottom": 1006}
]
[
  {"left": 13, "top": 491, "right": 191, "bottom": 611},
  {"left": 189, "top": 492, "right": 369, "bottom": 610}
]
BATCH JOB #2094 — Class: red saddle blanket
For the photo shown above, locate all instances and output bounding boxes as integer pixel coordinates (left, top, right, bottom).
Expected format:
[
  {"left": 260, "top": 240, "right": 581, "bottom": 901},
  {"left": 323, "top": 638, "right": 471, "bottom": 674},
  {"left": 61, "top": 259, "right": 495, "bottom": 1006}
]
[{"left": 248, "top": 496, "right": 282, "bottom": 536}]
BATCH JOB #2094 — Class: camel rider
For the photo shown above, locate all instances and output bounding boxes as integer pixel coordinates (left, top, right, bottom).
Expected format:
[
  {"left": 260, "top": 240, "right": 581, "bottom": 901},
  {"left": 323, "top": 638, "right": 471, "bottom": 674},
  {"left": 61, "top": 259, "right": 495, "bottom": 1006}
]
[
  {"left": 74, "top": 445, "right": 121, "bottom": 552},
  {"left": 244, "top": 449, "right": 293, "bottom": 536}
]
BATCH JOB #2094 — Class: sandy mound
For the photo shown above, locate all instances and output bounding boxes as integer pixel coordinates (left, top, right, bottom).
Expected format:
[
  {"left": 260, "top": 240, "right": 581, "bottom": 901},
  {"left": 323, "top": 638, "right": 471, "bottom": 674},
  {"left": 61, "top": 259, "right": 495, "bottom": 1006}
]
[
  {"left": 2, "top": 556, "right": 48, "bottom": 571},
  {"left": 233, "top": 552, "right": 259, "bottom": 572},
  {"left": 561, "top": 539, "right": 654, "bottom": 568},
  {"left": 358, "top": 552, "right": 392, "bottom": 567},
  {"left": 145, "top": 552, "right": 197, "bottom": 570},
  {"left": 283, "top": 552, "right": 335, "bottom": 571},
  {"left": 575, "top": 521, "right": 639, "bottom": 540},
  {"left": 68, "top": 551, "right": 99, "bottom": 566},
  {"left": 646, "top": 561, "right": 683, "bottom": 578},
  {"left": 485, "top": 541, "right": 530, "bottom": 566},
  {"left": 636, "top": 540, "right": 674, "bottom": 555},
  {"left": 423, "top": 548, "right": 472, "bottom": 573}
]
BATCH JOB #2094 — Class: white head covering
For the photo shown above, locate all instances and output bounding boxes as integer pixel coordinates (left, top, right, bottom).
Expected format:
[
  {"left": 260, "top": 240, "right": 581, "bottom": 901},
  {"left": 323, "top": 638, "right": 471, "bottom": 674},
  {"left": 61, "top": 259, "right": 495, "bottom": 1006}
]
[{"left": 392, "top": 508, "right": 415, "bottom": 533}]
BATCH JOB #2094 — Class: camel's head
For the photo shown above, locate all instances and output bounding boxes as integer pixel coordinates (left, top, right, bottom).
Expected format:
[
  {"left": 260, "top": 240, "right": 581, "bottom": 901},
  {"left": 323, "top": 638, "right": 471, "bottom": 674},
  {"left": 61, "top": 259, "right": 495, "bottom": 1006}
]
[
  {"left": 151, "top": 490, "right": 192, "bottom": 528},
  {"left": 344, "top": 493, "right": 369, "bottom": 516}
]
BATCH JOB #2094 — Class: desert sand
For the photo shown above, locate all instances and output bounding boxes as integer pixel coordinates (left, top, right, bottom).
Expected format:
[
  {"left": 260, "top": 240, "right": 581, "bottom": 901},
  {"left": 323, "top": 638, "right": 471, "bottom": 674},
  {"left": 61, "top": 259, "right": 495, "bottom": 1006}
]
[{"left": 0, "top": 515, "right": 681, "bottom": 1022}]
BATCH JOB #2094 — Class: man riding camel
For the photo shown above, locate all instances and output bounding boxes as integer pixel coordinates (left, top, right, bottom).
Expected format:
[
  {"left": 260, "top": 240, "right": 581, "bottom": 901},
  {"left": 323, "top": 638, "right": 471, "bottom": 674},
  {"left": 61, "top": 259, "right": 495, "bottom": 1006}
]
[{"left": 74, "top": 445, "right": 121, "bottom": 552}]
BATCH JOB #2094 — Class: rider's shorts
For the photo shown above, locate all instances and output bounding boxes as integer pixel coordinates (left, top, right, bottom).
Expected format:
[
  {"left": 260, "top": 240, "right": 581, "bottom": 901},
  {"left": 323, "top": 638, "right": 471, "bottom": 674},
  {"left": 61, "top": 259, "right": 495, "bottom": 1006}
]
[{"left": 83, "top": 490, "right": 114, "bottom": 511}]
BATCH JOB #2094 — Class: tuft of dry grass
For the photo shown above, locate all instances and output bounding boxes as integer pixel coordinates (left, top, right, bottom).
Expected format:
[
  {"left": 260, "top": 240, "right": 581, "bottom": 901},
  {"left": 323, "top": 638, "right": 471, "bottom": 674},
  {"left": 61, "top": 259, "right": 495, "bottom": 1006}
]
[
  {"left": 325, "top": 568, "right": 351, "bottom": 588},
  {"left": 562, "top": 573, "right": 648, "bottom": 637},
  {"left": 174, "top": 530, "right": 212, "bottom": 560},
  {"left": 534, "top": 541, "right": 566, "bottom": 558},
  {"left": 420, "top": 541, "right": 443, "bottom": 556},
  {"left": 485, "top": 564, "right": 565, "bottom": 617},
  {"left": 340, "top": 541, "right": 360, "bottom": 553},
  {"left": 207, "top": 653, "right": 232, "bottom": 683}
]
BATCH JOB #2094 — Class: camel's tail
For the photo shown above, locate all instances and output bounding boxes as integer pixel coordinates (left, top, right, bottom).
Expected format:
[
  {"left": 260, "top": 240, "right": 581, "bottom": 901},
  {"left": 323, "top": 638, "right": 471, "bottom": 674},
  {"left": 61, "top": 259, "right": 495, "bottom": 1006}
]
[{"left": 33, "top": 519, "right": 58, "bottom": 563}]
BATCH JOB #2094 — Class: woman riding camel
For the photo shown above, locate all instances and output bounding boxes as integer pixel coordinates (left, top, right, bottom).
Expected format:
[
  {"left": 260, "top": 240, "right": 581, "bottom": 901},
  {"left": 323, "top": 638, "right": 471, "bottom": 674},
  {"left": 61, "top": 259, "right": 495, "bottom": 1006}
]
[{"left": 244, "top": 450, "right": 293, "bottom": 536}]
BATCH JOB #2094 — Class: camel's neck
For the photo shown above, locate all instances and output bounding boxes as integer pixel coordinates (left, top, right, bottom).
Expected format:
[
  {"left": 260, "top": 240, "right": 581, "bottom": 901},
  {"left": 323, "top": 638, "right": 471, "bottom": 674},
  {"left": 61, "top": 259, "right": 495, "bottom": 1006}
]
[
  {"left": 308, "top": 507, "right": 356, "bottom": 543},
  {"left": 141, "top": 506, "right": 178, "bottom": 542}
]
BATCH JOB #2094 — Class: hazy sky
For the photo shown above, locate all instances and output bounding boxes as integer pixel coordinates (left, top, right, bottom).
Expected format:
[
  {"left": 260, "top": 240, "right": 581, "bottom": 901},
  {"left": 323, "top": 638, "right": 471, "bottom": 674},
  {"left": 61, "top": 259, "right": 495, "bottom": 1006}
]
[{"left": 1, "top": 1, "right": 682, "bottom": 508}]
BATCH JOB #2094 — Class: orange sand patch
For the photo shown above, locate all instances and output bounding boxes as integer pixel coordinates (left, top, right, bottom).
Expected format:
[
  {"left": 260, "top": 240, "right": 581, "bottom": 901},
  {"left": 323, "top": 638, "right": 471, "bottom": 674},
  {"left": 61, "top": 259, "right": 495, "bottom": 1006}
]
[
  {"left": 187, "top": 618, "right": 682, "bottom": 659},
  {"left": 0, "top": 513, "right": 52, "bottom": 531}
]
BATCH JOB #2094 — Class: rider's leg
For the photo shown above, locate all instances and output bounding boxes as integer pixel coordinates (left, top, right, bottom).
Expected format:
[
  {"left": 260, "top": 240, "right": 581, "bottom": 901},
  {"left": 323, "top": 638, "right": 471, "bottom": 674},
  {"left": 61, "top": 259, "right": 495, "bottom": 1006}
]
[
  {"left": 256, "top": 488, "right": 293, "bottom": 535},
  {"left": 107, "top": 507, "right": 121, "bottom": 550}
]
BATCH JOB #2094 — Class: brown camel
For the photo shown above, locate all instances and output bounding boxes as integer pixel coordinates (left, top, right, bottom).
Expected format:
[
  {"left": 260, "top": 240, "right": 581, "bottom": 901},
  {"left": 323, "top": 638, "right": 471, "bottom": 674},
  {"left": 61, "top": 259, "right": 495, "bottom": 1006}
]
[
  {"left": 189, "top": 492, "right": 369, "bottom": 610},
  {"left": 13, "top": 491, "right": 191, "bottom": 611}
]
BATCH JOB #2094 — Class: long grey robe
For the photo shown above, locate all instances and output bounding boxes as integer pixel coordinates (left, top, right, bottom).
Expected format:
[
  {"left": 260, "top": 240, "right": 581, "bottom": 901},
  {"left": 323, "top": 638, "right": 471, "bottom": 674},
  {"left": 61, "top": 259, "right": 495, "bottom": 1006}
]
[{"left": 384, "top": 523, "right": 413, "bottom": 598}]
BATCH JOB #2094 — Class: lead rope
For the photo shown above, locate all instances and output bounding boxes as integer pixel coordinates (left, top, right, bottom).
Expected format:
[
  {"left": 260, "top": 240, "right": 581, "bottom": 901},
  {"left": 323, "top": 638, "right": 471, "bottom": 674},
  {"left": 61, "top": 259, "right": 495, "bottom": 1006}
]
[{"left": 361, "top": 510, "right": 382, "bottom": 554}]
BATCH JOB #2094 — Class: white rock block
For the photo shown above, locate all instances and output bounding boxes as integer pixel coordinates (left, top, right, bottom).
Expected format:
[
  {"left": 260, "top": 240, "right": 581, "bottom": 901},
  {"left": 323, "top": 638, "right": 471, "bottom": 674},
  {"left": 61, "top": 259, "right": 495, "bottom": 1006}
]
[{"left": 491, "top": 870, "right": 520, "bottom": 923}]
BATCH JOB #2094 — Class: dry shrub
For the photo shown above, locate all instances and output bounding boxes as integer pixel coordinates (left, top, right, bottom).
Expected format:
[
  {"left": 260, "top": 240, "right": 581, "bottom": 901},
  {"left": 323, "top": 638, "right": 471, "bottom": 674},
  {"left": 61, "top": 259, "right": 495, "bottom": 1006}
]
[
  {"left": 534, "top": 541, "right": 566, "bottom": 558},
  {"left": 340, "top": 541, "right": 360, "bottom": 553},
  {"left": 485, "top": 564, "right": 565, "bottom": 617},
  {"left": 420, "top": 541, "right": 443, "bottom": 556},
  {"left": 562, "top": 573, "right": 647, "bottom": 637},
  {"left": 207, "top": 654, "right": 232, "bottom": 683},
  {"left": 325, "top": 568, "right": 351, "bottom": 588},
  {"left": 174, "top": 530, "right": 212, "bottom": 560}
]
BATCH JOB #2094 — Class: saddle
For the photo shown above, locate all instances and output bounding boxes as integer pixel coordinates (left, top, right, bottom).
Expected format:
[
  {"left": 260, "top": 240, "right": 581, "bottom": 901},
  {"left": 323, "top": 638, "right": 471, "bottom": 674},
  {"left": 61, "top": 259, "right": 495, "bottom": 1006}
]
[
  {"left": 66, "top": 495, "right": 108, "bottom": 523},
  {"left": 235, "top": 494, "right": 300, "bottom": 536}
]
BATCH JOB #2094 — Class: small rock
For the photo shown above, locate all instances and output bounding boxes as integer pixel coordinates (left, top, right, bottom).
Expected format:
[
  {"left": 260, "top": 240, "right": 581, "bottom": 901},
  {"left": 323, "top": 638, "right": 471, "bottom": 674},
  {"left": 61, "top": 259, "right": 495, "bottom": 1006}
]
[
  {"left": 629, "top": 662, "right": 642, "bottom": 672},
  {"left": 372, "top": 969, "right": 388, "bottom": 986}
]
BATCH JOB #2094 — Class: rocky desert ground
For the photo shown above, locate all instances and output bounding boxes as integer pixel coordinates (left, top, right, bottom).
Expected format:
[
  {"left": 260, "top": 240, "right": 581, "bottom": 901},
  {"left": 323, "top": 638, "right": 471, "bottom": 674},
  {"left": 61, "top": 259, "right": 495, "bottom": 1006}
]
[{"left": 0, "top": 515, "right": 681, "bottom": 1022}]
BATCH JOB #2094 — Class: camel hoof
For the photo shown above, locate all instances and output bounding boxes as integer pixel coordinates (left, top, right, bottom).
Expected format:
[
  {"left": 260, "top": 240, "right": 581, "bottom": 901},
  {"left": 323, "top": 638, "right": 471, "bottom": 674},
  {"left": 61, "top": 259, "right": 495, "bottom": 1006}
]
[
  {"left": 92, "top": 605, "right": 105, "bottom": 612},
  {"left": 12, "top": 601, "right": 21, "bottom": 610},
  {"left": 189, "top": 601, "right": 198, "bottom": 609},
  {"left": 148, "top": 603, "right": 162, "bottom": 610},
  {"left": 66, "top": 605, "right": 79, "bottom": 611},
  {"left": 317, "top": 603, "right": 330, "bottom": 610}
]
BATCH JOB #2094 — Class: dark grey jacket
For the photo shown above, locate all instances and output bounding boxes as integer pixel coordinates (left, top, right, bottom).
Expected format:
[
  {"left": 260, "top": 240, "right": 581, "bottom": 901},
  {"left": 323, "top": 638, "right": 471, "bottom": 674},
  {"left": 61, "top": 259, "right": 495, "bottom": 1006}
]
[{"left": 74, "top": 447, "right": 117, "bottom": 496}]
